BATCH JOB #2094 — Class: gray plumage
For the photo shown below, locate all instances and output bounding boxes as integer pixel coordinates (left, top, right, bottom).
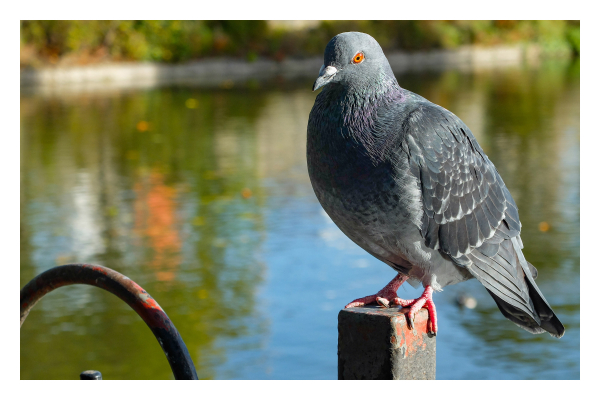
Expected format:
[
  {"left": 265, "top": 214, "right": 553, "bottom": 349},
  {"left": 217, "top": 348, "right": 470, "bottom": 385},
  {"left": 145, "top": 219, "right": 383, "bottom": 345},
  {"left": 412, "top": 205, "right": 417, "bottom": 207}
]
[{"left": 307, "top": 32, "right": 564, "bottom": 337}]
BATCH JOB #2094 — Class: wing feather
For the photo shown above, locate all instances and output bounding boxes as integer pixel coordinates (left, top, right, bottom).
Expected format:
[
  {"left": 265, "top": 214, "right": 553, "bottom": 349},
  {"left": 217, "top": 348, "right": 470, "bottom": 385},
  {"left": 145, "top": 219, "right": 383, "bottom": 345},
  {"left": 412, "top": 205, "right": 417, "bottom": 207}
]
[{"left": 394, "top": 99, "right": 563, "bottom": 337}]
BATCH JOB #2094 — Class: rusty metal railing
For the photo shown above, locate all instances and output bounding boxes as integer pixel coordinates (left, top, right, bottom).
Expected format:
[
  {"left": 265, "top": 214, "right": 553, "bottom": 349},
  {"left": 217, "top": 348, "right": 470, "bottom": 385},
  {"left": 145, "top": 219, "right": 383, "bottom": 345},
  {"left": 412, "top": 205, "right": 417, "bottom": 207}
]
[{"left": 20, "top": 263, "right": 198, "bottom": 380}]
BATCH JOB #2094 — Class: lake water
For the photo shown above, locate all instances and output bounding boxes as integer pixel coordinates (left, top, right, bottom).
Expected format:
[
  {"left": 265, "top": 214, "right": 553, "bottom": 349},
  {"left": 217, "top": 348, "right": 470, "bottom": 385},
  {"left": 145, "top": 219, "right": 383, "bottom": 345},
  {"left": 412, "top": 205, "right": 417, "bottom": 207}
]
[{"left": 20, "top": 57, "right": 580, "bottom": 380}]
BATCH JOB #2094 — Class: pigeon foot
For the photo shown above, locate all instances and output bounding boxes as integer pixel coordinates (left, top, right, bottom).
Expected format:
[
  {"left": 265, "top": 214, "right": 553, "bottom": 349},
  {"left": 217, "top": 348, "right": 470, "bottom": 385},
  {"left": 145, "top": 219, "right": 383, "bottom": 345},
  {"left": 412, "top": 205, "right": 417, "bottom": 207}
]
[
  {"left": 344, "top": 277, "right": 437, "bottom": 335},
  {"left": 398, "top": 285, "right": 437, "bottom": 335},
  {"left": 344, "top": 273, "right": 409, "bottom": 308}
]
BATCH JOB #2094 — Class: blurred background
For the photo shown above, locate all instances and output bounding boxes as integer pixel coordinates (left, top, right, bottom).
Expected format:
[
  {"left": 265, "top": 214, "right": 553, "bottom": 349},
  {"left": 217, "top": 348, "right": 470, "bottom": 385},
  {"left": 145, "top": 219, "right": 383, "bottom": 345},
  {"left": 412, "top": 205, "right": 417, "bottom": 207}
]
[
  {"left": 20, "top": 20, "right": 579, "bottom": 380},
  {"left": 20, "top": 20, "right": 579, "bottom": 67}
]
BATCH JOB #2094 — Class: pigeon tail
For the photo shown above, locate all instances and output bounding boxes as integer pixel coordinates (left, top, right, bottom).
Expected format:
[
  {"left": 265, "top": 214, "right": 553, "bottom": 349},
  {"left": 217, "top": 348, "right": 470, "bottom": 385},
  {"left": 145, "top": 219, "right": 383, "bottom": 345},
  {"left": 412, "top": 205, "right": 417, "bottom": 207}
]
[
  {"left": 510, "top": 236, "right": 565, "bottom": 337},
  {"left": 466, "top": 235, "right": 565, "bottom": 338},
  {"left": 487, "top": 282, "right": 565, "bottom": 338}
]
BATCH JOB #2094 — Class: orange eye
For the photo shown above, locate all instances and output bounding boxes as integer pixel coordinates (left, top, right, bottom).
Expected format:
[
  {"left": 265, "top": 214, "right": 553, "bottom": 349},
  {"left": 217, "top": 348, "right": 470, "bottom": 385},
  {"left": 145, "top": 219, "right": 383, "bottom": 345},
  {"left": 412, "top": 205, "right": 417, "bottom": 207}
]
[{"left": 352, "top": 52, "right": 365, "bottom": 64}]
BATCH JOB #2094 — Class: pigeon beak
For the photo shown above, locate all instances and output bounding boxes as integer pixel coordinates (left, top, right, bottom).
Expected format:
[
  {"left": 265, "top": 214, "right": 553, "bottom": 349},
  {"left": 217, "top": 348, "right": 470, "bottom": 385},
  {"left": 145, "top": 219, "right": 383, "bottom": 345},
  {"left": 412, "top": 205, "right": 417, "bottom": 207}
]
[{"left": 313, "top": 65, "right": 338, "bottom": 91}]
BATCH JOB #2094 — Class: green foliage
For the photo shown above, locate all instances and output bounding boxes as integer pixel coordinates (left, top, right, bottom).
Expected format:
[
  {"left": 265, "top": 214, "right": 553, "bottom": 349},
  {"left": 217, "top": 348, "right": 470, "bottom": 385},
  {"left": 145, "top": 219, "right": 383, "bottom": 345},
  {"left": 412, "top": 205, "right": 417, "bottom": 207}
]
[
  {"left": 20, "top": 20, "right": 580, "bottom": 68},
  {"left": 311, "top": 20, "right": 580, "bottom": 53},
  {"left": 566, "top": 21, "right": 580, "bottom": 55}
]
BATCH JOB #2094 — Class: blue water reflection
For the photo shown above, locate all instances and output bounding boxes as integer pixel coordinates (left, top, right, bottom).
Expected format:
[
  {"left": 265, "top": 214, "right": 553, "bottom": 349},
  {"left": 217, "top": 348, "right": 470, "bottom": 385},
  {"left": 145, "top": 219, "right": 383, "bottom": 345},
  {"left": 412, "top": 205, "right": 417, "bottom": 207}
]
[{"left": 20, "top": 58, "right": 579, "bottom": 379}]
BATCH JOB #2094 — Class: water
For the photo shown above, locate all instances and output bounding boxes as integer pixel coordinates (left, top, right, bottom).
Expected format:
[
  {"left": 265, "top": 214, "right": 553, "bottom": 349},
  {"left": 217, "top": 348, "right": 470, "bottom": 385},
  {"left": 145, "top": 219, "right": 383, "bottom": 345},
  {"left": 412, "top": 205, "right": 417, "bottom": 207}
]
[{"left": 20, "top": 58, "right": 580, "bottom": 380}]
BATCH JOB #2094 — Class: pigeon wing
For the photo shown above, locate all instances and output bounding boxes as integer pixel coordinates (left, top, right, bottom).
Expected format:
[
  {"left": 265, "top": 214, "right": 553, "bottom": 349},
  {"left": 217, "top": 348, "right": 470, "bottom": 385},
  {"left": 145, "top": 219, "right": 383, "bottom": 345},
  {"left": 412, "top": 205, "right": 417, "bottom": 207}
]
[
  {"left": 400, "top": 102, "right": 520, "bottom": 257},
  {"left": 398, "top": 102, "right": 564, "bottom": 337}
]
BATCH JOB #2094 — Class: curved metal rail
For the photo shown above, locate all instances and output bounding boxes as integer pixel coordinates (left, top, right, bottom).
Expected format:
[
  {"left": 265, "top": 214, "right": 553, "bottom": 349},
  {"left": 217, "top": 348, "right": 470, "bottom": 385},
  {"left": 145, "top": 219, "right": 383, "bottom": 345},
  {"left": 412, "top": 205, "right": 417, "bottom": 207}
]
[{"left": 20, "top": 263, "right": 198, "bottom": 380}]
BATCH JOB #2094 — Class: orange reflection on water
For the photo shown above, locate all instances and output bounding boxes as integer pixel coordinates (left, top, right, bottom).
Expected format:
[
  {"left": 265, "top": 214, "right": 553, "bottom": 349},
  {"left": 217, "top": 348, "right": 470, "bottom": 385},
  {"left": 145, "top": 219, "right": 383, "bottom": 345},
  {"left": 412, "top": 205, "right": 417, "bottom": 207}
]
[{"left": 133, "top": 169, "right": 182, "bottom": 281}]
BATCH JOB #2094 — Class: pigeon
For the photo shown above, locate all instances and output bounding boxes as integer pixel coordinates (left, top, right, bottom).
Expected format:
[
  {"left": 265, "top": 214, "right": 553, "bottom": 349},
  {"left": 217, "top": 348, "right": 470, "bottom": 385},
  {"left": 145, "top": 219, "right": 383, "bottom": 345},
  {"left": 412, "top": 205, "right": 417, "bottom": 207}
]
[{"left": 307, "top": 32, "right": 564, "bottom": 337}]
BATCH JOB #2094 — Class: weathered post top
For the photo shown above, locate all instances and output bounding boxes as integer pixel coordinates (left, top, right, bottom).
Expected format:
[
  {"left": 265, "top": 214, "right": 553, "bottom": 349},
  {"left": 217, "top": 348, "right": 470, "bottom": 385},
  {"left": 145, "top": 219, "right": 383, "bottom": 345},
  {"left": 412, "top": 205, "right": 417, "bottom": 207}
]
[{"left": 338, "top": 305, "right": 436, "bottom": 380}]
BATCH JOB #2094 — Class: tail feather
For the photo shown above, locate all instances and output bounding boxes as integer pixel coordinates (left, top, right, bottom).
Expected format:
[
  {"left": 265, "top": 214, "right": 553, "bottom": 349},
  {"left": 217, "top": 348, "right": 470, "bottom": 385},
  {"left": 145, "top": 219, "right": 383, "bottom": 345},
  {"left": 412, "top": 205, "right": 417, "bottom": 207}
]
[
  {"left": 487, "top": 275, "right": 564, "bottom": 338},
  {"left": 465, "top": 234, "right": 564, "bottom": 338},
  {"left": 510, "top": 236, "right": 564, "bottom": 337},
  {"left": 523, "top": 275, "right": 565, "bottom": 338},
  {"left": 486, "top": 289, "right": 546, "bottom": 334}
]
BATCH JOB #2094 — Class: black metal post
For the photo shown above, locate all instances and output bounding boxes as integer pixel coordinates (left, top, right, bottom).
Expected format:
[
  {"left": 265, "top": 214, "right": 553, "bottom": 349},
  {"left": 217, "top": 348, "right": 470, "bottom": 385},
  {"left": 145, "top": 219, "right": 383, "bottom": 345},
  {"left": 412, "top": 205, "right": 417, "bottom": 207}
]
[
  {"left": 80, "top": 370, "right": 103, "bottom": 380},
  {"left": 20, "top": 263, "right": 198, "bottom": 380}
]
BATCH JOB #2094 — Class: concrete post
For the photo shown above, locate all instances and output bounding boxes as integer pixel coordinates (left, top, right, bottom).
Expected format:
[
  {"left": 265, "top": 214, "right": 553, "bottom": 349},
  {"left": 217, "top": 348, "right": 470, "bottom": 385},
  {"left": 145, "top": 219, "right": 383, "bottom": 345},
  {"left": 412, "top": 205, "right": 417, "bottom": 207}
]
[{"left": 338, "top": 305, "right": 436, "bottom": 380}]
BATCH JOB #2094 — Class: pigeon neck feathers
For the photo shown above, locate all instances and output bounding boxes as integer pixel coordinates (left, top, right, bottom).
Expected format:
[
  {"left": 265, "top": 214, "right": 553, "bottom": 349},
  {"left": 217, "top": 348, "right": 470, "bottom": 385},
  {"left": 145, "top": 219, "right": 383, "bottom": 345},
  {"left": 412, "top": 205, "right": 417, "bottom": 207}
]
[{"left": 317, "top": 79, "right": 407, "bottom": 165}]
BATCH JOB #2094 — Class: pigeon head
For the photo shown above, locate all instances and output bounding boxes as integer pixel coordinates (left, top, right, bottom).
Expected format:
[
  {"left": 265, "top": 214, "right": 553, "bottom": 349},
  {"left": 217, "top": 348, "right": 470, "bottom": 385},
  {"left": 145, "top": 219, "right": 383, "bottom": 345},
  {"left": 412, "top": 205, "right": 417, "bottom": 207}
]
[{"left": 313, "top": 32, "right": 397, "bottom": 92}]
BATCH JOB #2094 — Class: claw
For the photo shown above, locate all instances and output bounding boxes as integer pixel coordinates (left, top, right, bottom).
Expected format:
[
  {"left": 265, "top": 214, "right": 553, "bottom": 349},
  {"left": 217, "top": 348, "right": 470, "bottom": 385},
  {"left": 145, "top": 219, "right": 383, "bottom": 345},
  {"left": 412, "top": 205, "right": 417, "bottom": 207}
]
[
  {"left": 406, "top": 315, "right": 414, "bottom": 330},
  {"left": 376, "top": 297, "right": 390, "bottom": 308},
  {"left": 342, "top": 276, "right": 438, "bottom": 334}
]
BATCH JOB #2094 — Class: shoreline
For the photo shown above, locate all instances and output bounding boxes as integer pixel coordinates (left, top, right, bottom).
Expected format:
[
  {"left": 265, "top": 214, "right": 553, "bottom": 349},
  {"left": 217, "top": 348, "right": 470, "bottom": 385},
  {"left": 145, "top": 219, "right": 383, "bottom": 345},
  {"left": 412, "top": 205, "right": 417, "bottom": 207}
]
[{"left": 21, "top": 44, "right": 546, "bottom": 96}]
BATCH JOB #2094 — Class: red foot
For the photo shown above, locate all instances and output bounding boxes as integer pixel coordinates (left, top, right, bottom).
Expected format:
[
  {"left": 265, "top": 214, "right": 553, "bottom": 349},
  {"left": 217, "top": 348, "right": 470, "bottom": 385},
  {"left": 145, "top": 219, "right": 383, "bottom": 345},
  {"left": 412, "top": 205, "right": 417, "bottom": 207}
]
[
  {"left": 397, "top": 285, "right": 438, "bottom": 335},
  {"left": 344, "top": 273, "right": 408, "bottom": 308},
  {"left": 344, "top": 274, "right": 438, "bottom": 335}
]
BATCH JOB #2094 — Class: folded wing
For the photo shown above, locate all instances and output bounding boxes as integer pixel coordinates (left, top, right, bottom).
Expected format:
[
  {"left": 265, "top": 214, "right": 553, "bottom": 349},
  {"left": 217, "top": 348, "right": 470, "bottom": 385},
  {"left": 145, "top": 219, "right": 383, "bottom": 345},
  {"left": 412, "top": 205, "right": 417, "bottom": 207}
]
[{"left": 400, "top": 103, "right": 564, "bottom": 337}]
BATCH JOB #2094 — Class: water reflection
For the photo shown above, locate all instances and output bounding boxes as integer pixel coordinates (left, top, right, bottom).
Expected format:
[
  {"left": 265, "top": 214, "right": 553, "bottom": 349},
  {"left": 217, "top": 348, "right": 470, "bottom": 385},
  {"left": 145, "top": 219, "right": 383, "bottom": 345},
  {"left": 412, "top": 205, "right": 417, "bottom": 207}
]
[
  {"left": 21, "top": 58, "right": 579, "bottom": 379},
  {"left": 20, "top": 86, "right": 271, "bottom": 379}
]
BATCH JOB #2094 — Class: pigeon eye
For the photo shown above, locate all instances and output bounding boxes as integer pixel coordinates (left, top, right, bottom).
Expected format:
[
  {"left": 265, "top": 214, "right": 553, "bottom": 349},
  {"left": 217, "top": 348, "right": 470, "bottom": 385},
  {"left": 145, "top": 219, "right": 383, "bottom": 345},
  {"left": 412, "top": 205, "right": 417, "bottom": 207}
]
[{"left": 352, "top": 52, "right": 365, "bottom": 64}]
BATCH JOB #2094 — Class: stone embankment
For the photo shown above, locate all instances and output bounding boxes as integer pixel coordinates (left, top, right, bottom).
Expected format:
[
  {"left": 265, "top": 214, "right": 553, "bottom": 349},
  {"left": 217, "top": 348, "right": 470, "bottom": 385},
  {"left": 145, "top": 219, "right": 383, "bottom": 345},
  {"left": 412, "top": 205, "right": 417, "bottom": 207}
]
[{"left": 21, "top": 45, "right": 541, "bottom": 95}]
